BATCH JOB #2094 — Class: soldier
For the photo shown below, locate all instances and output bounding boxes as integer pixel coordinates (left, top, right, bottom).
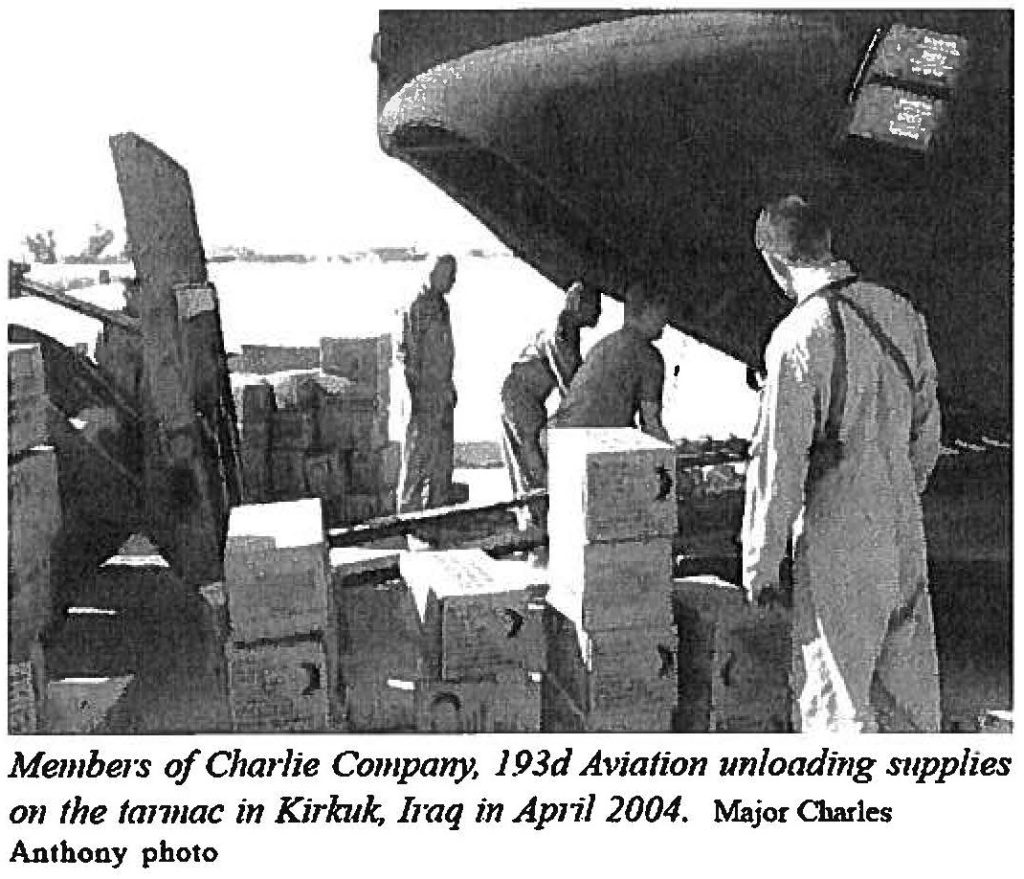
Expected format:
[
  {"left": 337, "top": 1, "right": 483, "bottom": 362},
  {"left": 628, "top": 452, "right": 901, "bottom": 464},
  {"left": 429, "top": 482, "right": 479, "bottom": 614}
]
[
  {"left": 552, "top": 279, "right": 671, "bottom": 444},
  {"left": 396, "top": 255, "right": 458, "bottom": 512},
  {"left": 743, "top": 195, "right": 942, "bottom": 732},
  {"left": 499, "top": 281, "right": 601, "bottom": 527}
]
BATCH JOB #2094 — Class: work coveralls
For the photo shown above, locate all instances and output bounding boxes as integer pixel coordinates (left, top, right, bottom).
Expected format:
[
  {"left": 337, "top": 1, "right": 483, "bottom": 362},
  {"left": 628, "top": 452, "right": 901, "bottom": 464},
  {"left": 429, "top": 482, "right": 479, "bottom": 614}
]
[
  {"left": 500, "top": 316, "right": 581, "bottom": 527},
  {"left": 397, "top": 287, "right": 456, "bottom": 512},
  {"left": 742, "top": 268, "right": 942, "bottom": 732}
]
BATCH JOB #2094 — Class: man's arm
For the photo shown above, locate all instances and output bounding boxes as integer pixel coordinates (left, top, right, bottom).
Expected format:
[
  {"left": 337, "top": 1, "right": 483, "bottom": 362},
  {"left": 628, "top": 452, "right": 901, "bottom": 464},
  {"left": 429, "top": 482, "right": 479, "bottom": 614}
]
[
  {"left": 910, "top": 312, "right": 941, "bottom": 493},
  {"left": 741, "top": 330, "right": 818, "bottom": 601},
  {"left": 638, "top": 347, "right": 670, "bottom": 443},
  {"left": 639, "top": 401, "right": 671, "bottom": 444},
  {"left": 545, "top": 326, "right": 582, "bottom": 397},
  {"left": 396, "top": 300, "right": 422, "bottom": 396}
]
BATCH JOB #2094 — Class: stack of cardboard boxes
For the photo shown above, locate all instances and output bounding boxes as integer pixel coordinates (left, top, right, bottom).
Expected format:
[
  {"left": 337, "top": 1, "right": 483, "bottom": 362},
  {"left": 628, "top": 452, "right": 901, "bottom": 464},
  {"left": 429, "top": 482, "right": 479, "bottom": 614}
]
[
  {"left": 222, "top": 499, "right": 337, "bottom": 731},
  {"left": 331, "top": 546, "right": 419, "bottom": 732},
  {"left": 671, "top": 575, "right": 792, "bottom": 732},
  {"left": 544, "top": 429, "right": 678, "bottom": 732},
  {"left": 8, "top": 343, "right": 60, "bottom": 734},
  {"left": 400, "top": 549, "right": 547, "bottom": 732},
  {"left": 232, "top": 336, "right": 400, "bottom": 525}
]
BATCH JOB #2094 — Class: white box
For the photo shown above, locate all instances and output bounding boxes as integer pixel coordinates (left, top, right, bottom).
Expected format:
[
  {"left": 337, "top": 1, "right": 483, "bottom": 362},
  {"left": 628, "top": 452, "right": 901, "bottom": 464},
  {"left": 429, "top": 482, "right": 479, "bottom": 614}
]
[
  {"left": 8, "top": 654, "right": 42, "bottom": 734},
  {"left": 547, "top": 428, "right": 676, "bottom": 544},
  {"left": 8, "top": 447, "right": 61, "bottom": 559},
  {"left": 226, "top": 636, "right": 331, "bottom": 732},
  {"left": 320, "top": 335, "right": 391, "bottom": 403},
  {"left": 547, "top": 536, "right": 673, "bottom": 631},
  {"left": 8, "top": 344, "right": 48, "bottom": 457},
  {"left": 343, "top": 678, "right": 417, "bottom": 732},
  {"left": 44, "top": 676, "right": 134, "bottom": 734},
  {"left": 400, "top": 549, "right": 547, "bottom": 681},
  {"left": 671, "top": 576, "right": 792, "bottom": 733},
  {"left": 337, "top": 579, "right": 423, "bottom": 670},
  {"left": 416, "top": 673, "right": 542, "bottom": 733},
  {"left": 224, "top": 499, "right": 329, "bottom": 641},
  {"left": 545, "top": 609, "right": 677, "bottom": 716}
]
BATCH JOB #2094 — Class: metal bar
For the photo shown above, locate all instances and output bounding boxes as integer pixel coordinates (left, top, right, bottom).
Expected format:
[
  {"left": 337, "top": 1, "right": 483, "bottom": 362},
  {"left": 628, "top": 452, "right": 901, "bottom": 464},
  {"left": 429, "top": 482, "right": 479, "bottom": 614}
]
[
  {"left": 327, "top": 488, "right": 548, "bottom": 547},
  {"left": 16, "top": 277, "right": 142, "bottom": 335}
]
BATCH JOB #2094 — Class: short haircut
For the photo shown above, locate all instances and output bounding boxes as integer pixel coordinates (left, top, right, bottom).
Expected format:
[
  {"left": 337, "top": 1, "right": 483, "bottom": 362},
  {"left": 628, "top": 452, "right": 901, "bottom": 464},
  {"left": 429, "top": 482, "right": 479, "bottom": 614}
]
[
  {"left": 624, "top": 278, "right": 670, "bottom": 321},
  {"left": 754, "top": 195, "right": 832, "bottom": 265},
  {"left": 433, "top": 254, "right": 457, "bottom": 272}
]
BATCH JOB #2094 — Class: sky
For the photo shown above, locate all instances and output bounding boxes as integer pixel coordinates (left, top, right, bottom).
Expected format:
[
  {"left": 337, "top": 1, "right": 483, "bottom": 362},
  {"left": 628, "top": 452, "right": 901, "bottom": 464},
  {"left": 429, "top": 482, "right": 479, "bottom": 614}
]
[{"left": 0, "top": 2, "right": 501, "bottom": 257}]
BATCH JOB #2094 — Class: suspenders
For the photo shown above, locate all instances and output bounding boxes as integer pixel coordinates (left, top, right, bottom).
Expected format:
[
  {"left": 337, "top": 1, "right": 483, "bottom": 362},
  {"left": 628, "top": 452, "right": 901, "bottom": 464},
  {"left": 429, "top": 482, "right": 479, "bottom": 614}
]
[{"left": 810, "top": 276, "right": 919, "bottom": 478}]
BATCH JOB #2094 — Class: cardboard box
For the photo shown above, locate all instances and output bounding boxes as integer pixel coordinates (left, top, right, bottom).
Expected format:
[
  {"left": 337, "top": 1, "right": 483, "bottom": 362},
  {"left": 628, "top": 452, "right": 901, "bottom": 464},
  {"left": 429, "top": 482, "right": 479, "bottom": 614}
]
[
  {"left": 416, "top": 673, "right": 542, "bottom": 733},
  {"left": 400, "top": 550, "right": 547, "bottom": 681},
  {"left": 8, "top": 649, "right": 44, "bottom": 734},
  {"left": 342, "top": 678, "right": 417, "bottom": 732},
  {"left": 8, "top": 555, "right": 52, "bottom": 663},
  {"left": 319, "top": 396, "right": 388, "bottom": 451},
  {"left": 240, "top": 344, "right": 320, "bottom": 375},
  {"left": 224, "top": 500, "right": 329, "bottom": 641},
  {"left": 9, "top": 449, "right": 61, "bottom": 654},
  {"left": 241, "top": 381, "right": 276, "bottom": 426},
  {"left": 8, "top": 446, "right": 61, "bottom": 562},
  {"left": 8, "top": 344, "right": 48, "bottom": 457},
  {"left": 337, "top": 578, "right": 422, "bottom": 665},
  {"left": 44, "top": 676, "right": 134, "bottom": 734},
  {"left": 348, "top": 448, "right": 384, "bottom": 494},
  {"left": 47, "top": 608, "right": 137, "bottom": 679},
  {"left": 238, "top": 387, "right": 274, "bottom": 502},
  {"left": 671, "top": 576, "right": 792, "bottom": 733},
  {"left": 335, "top": 571, "right": 421, "bottom": 731},
  {"left": 240, "top": 434, "right": 272, "bottom": 503},
  {"left": 541, "top": 674, "right": 586, "bottom": 732},
  {"left": 342, "top": 492, "right": 394, "bottom": 524},
  {"left": 320, "top": 335, "right": 391, "bottom": 403},
  {"left": 547, "top": 428, "right": 677, "bottom": 544},
  {"left": 8, "top": 398, "right": 47, "bottom": 459},
  {"left": 271, "top": 409, "right": 316, "bottom": 451},
  {"left": 330, "top": 547, "right": 402, "bottom": 582},
  {"left": 270, "top": 449, "right": 310, "bottom": 500},
  {"left": 547, "top": 536, "right": 673, "bottom": 632},
  {"left": 304, "top": 449, "right": 346, "bottom": 500},
  {"left": 225, "top": 636, "right": 331, "bottom": 732},
  {"left": 587, "top": 705, "right": 674, "bottom": 733},
  {"left": 545, "top": 608, "right": 677, "bottom": 718}
]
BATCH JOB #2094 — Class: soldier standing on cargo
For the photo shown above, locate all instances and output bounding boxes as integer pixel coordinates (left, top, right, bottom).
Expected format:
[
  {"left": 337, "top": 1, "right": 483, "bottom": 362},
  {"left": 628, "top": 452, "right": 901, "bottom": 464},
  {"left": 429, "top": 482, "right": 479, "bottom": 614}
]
[
  {"left": 551, "top": 279, "right": 672, "bottom": 444},
  {"left": 396, "top": 254, "right": 458, "bottom": 512},
  {"left": 742, "top": 195, "right": 942, "bottom": 733},
  {"left": 499, "top": 281, "right": 602, "bottom": 527}
]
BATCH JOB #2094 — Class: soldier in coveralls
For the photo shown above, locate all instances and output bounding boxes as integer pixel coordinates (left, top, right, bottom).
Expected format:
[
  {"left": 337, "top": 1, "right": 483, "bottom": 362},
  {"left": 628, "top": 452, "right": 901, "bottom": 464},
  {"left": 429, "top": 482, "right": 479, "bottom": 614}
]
[
  {"left": 396, "top": 255, "right": 458, "bottom": 513},
  {"left": 742, "top": 195, "right": 942, "bottom": 732}
]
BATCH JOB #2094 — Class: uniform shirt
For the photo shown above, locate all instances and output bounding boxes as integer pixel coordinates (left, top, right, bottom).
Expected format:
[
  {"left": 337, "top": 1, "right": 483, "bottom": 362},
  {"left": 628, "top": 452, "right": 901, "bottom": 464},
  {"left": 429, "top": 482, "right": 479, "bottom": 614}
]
[
  {"left": 551, "top": 326, "right": 665, "bottom": 428},
  {"left": 397, "top": 287, "right": 454, "bottom": 400},
  {"left": 504, "top": 313, "right": 582, "bottom": 403},
  {"left": 742, "top": 273, "right": 941, "bottom": 596}
]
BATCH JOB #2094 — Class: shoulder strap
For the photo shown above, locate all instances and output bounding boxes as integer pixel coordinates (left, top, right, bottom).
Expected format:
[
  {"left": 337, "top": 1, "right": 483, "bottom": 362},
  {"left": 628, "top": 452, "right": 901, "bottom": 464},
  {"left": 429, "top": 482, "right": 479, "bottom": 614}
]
[
  {"left": 816, "top": 276, "right": 859, "bottom": 445},
  {"left": 832, "top": 292, "right": 918, "bottom": 394},
  {"left": 822, "top": 295, "right": 847, "bottom": 444}
]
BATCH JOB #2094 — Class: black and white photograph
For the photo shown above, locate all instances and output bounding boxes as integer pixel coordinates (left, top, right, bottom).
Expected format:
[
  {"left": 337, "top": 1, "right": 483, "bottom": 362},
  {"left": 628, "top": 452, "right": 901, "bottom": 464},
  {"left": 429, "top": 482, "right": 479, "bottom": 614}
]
[{"left": 2, "top": 2, "right": 1016, "bottom": 873}]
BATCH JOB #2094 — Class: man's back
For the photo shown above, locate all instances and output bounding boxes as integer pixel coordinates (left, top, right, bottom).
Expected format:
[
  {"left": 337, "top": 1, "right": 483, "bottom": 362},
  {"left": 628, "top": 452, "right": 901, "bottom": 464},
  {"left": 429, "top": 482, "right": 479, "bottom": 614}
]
[
  {"left": 552, "top": 326, "right": 664, "bottom": 428},
  {"left": 769, "top": 279, "right": 939, "bottom": 494},
  {"left": 506, "top": 314, "right": 582, "bottom": 404},
  {"left": 398, "top": 289, "right": 454, "bottom": 399}
]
